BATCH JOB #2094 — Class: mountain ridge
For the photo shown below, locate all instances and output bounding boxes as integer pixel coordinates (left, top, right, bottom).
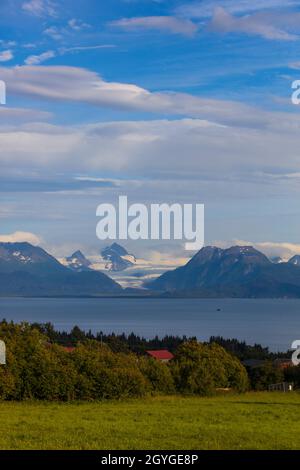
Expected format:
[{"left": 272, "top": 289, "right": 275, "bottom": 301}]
[
  {"left": 0, "top": 242, "right": 121, "bottom": 296},
  {"left": 3, "top": 242, "right": 300, "bottom": 298},
  {"left": 146, "top": 245, "right": 300, "bottom": 298}
]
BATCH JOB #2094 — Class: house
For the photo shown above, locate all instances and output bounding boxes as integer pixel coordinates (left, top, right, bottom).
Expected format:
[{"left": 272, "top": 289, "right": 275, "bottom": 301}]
[
  {"left": 63, "top": 346, "right": 76, "bottom": 353},
  {"left": 146, "top": 349, "right": 174, "bottom": 362},
  {"left": 273, "top": 358, "right": 293, "bottom": 370},
  {"left": 243, "top": 358, "right": 294, "bottom": 370},
  {"left": 46, "top": 342, "right": 76, "bottom": 353}
]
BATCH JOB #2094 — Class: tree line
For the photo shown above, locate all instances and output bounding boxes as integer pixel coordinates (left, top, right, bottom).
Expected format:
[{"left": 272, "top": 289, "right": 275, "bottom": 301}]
[
  {"left": 0, "top": 320, "right": 248, "bottom": 400},
  {"left": 0, "top": 320, "right": 298, "bottom": 401},
  {"left": 31, "top": 322, "right": 286, "bottom": 359}
]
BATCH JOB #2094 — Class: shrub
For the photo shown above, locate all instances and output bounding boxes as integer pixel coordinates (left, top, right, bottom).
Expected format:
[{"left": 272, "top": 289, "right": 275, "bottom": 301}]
[
  {"left": 248, "top": 361, "right": 284, "bottom": 390},
  {"left": 0, "top": 323, "right": 248, "bottom": 401},
  {"left": 71, "top": 342, "right": 148, "bottom": 399},
  {"left": 171, "top": 340, "right": 248, "bottom": 396},
  {"left": 284, "top": 364, "right": 300, "bottom": 386},
  {"left": 138, "top": 357, "right": 175, "bottom": 394}
]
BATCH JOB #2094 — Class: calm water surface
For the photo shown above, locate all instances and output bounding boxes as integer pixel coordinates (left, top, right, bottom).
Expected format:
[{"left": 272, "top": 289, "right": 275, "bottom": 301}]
[{"left": 0, "top": 297, "right": 299, "bottom": 351}]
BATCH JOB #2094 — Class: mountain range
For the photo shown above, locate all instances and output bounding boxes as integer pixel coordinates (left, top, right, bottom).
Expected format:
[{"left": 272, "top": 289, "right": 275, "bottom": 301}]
[
  {"left": 2, "top": 242, "right": 300, "bottom": 298},
  {"left": 0, "top": 242, "right": 121, "bottom": 296},
  {"left": 147, "top": 246, "right": 300, "bottom": 298}
]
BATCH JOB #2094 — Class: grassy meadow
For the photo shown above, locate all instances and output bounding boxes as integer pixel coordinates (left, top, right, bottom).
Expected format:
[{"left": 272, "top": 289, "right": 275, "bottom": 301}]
[{"left": 0, "top": 392, "right": 299, "bottom": 450}]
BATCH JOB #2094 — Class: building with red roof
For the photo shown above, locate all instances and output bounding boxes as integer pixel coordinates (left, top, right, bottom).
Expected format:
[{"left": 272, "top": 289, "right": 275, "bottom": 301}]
[
  {"left": 63, "top": 346, "right": 76, "bottom": 353},
  {"left": 146, "top": 349, "right": 174, "bottom": 362}
]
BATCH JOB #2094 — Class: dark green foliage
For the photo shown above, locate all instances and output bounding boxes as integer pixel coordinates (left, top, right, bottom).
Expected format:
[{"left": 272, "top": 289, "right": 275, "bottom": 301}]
[
  {"left": 71, "top": 342, "right": 148, "bottom": 399},
  {"left": 248, "top": 361, "right": 284, "bottom": 390},
  {"left": 138, "top": 357, "right": 175, "bottom": 394},
  {"left": 31, "top": 323, "right": 288, "bottom": 363},
  {"left": 0, "top": 322, "right": 149, "bottom": 400},
  {"left": 209, "top": 336, "right": 272, "bottom": 360},
  {"left": 0, "top": 321, "right": 250, "bottom": 400},
  {"left": 30, "top": 323, "right": 194, "bottom": 354},
  {"left": 284, "top": 365, "right": 300, "bottom": 386},
  {"left": 0, "top": 321, "right": 77, "bottom": 400},
  {"left": 171, "top": 341, "right": 249, "bottom": 395}
]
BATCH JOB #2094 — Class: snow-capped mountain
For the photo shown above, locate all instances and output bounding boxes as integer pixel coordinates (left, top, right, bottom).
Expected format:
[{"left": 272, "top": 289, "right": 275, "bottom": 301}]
[
  {"left": 147, "top": 245, "right": 300, "bottom": 298},
  {"left": 101, "top": 243, "right": 136, "bottom": 272},
  {"left": 0, "top": 242, "right": 121, "bottom": 296},
  {"left": 0, "top": 242, "right": 63, "bottom": 274},
  {"left": 62, "top": 250, "right": 92, "bottom": 272}
]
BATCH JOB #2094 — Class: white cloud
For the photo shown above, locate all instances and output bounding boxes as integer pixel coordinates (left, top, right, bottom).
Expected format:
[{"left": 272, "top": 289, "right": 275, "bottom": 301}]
[
  {"left": 146, "top": 250, "right": 190, "bottom": 267},
  {"left": 43, "top": 19, "right": 91, "bottom": 42},
  {"left": 0, "top": 231, "right": 42, "bottom": 245},
  {"left": 1, "top": 117, "right": 300, "bottom": 197},
  {"left": 22, "top": 43, "right": 37, "bottom": 49},
  {"left": 207, "top": 7, "right": 299, "bottom": 41},
  {"left": 0, "top": 68, "right": 300, "bottom": 200},
  {"left": 68, "top": 18, "right": 91, "bottom": 31},
  {"left": 176, "top": 0, "right": 300, "bottom": 18},
  {"left": 110, "top": 4, "right": 300, "bottom": 42},
  {"left": 0, "top": 64, "right": 295, "bottom": 129},
  {"left": 289, "top": 61, "right": 300, "bottom": 69},
  {"left": 0, "top": 106, "right": 52, "bottom": 122},
  {"left": 0, "top": 50, "right": 13, "bottom": 62},
  {"left": 43, "top": 26, "right": 63, "bottom": 40},
  {"left": 110, "top": 16, "right": 198, "bottom": 36},
  {"left": 59, "top": 45, "right": 115, "bottom": 54},
  {"left": 0, "top": 40, "right": 16, "bottom": 48},
  {"left": 24, "top": 50, "right": 55, "bottom": 65},
  {"left": 22, "top": 0, "right": 57, "bottom": 17}
]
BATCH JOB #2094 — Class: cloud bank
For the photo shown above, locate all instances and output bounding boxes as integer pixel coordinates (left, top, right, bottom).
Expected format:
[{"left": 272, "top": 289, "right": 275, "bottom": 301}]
[
  {"left": 0, "top": 65, "right": 296, "bottom": 129},
  {"left": 0, "top": 231, "right": 42, "bottom": 245},
  {"left": 110, "top": 16, "right": 198, "bottom": 36}
]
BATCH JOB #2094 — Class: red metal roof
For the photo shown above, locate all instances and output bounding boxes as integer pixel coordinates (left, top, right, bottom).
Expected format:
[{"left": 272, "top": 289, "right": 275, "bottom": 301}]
[
  {"left": 63, "top": 346, "right": 75, "bottom": 353},
  {"left": 146, "top": 349, "right": 174, "bottom": 360}
]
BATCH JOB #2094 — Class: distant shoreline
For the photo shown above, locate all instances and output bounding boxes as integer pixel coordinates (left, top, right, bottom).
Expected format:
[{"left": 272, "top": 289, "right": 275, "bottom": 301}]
[{"left": 0, "top": 295, "right": 299, "bottom": 300}]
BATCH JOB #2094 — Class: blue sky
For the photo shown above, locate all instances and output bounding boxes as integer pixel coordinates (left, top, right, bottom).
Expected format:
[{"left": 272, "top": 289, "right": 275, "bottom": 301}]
[{"left": 1, "top": 0, "right": 300, "bottom": 261}]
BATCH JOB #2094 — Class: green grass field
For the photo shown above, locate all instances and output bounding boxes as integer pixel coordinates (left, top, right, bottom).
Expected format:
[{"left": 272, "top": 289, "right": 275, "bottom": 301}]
[{"left": 0, "top": 392, "right": 299, "bottom": 450}]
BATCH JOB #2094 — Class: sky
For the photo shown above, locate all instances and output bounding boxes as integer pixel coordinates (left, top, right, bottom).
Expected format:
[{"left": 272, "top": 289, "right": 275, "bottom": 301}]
[{"left": 1, "top": 0, "right": 300, "bottom": 262}]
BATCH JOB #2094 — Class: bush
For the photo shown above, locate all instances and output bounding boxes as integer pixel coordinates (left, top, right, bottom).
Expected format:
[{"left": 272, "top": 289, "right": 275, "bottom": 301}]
[
  {"left": 71, "top": 342, "right": 148, "bottom": 399},
  {"left": 0, "top": 322, "right": 249, "bottom": 401},
  {"left": 0, "top": 324, "right": 148, "bottom": 401},
  {"left": 284, "top": 364, "right": 300, "bottom": 386},
  {"left": 248, "top": 362, "right": 284, "bottom": 390},
  {"left": 138, "top": 357, "right": 175, "bottom": 394},
  {"left": 0, "top": 322, "right": 78, "bottom": 400},
  {"left": 171, "top": 340, "right": 248, "bottom": 396}
]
